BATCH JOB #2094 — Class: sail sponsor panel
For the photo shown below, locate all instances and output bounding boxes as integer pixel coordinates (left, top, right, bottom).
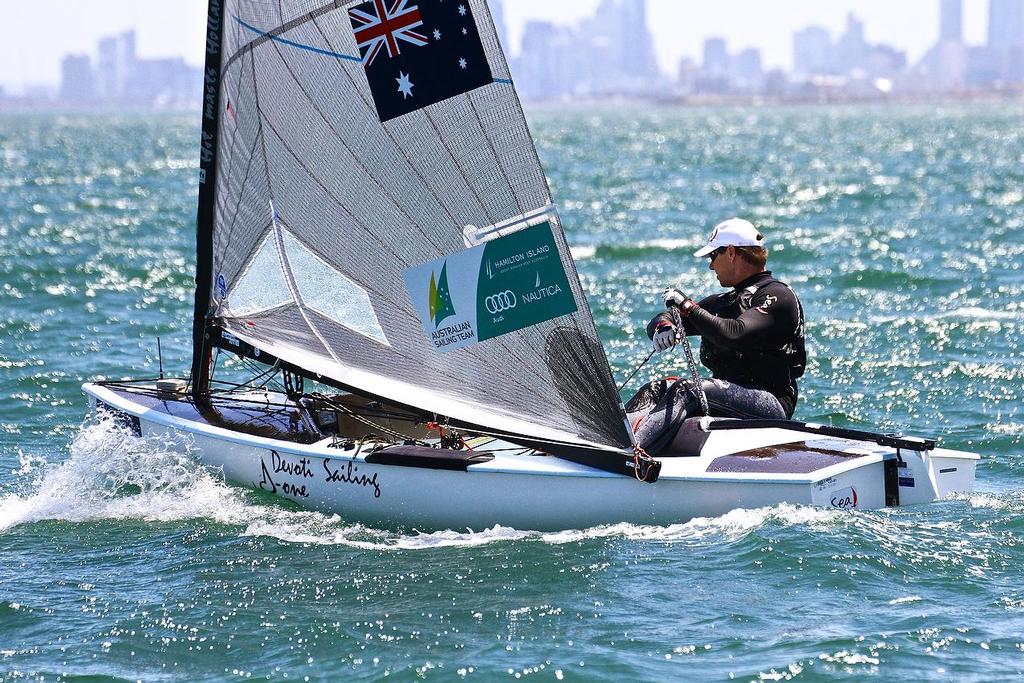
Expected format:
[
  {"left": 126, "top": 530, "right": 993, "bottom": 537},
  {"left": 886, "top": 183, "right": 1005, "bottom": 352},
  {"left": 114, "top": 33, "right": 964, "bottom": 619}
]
[{"left": 403, "top": 221, "right": 577, "bottom": 352}]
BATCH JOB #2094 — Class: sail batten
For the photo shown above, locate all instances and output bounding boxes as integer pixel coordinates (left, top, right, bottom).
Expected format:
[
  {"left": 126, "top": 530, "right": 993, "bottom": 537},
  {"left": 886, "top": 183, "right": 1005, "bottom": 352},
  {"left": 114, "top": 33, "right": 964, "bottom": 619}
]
[{"left": 205, "top": 0, "right": 631, "bottom": 450}]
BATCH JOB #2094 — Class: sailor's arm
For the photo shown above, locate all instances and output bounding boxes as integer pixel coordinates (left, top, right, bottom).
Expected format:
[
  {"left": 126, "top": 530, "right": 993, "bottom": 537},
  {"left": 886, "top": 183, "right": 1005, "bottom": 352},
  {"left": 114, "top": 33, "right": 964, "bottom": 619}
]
[
  {"left": 684, "top": 306, "right": 776, "bottom": 349},
  {"left": 647, "top": 292, "right": 720, "bottom": 339},
  {"left": 682, "top": 288, "right": 798, "bottom": 349},
  {"left": 646, "top": 311, "right": 698, "bottom": 340}
]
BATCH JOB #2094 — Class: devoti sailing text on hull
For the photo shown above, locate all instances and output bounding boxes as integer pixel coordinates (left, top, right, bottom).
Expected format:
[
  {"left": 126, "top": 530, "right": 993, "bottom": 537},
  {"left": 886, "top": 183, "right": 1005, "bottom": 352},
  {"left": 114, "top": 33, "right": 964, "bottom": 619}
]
[{"left": 258, "top": 450, "right": 382, "bottom": 499}]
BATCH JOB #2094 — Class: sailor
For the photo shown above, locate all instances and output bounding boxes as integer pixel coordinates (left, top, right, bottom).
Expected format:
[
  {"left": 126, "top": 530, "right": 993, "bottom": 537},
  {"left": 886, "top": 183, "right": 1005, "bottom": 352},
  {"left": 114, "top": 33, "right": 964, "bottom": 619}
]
[{"left": 627, "top": 218, "right": 805, "bottom": 453}]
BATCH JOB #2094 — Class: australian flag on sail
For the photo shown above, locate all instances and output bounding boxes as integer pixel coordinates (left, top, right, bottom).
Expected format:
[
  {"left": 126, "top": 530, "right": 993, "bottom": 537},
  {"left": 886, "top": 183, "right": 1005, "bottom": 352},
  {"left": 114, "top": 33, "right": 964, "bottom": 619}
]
[{"left": 349, "top": 0, "right": 493, "bottom": 122}]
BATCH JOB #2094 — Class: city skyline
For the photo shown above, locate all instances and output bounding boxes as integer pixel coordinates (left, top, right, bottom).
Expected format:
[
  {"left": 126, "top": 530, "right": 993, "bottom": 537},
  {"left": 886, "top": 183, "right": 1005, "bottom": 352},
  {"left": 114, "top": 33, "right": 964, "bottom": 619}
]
[{"left": 0, "top": 0, "right": 994, "bottom": 94}]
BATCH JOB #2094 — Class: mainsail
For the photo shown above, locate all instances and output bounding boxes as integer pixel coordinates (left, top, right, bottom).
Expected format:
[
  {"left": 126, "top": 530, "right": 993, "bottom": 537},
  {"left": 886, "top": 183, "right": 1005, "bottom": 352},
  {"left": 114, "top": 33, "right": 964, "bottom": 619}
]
[{"left": 193, "top": 0, "right": 632, "bottom": 453}]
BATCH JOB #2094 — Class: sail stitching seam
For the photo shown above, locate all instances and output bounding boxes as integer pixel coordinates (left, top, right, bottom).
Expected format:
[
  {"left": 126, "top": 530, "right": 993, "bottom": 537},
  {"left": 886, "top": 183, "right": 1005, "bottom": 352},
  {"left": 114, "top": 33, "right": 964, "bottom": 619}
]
[
  {"left": 218, "top": 129, "right": 264, "bottom": 281},
  {"left": 223, "top": 1, "right": 349, "bottom": 73},
  {"left": 270, "top": 214, "right": 353, "bottom": 369},
  {"left": 251, "top": 108, "right": 552, "bottom": 398},
  {"left": 251, "top": 46, "right": 342, "bottom": 369},
  {"left": 217, "top": 40, "right": 263, "bottom": 269},
  {"left": 210, "top": 0, "right": 620, "bottom": 444},
  {"left": 253, "top": 106, "right": 577, "bottom": 405}
]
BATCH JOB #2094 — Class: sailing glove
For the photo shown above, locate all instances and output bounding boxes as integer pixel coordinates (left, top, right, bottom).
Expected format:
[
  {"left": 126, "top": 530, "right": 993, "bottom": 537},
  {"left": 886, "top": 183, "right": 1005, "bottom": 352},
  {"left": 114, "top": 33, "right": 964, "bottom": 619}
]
[
  {"left": 664, "top": 288, "right": 700, "bottom": 317},
  {"left": 652, "top": 323, "right": 677, "bottom": 353}
]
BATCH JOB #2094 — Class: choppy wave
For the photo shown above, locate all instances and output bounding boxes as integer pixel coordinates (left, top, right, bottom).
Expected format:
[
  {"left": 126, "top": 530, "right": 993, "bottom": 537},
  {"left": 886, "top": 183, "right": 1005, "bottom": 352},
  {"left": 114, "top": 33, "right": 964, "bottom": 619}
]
[
  {"left": 3, "top": 108, "right": 1024, "bottom": 679},
  {"left": 569, "top": 245, "right": 596, "bottom": 260}
]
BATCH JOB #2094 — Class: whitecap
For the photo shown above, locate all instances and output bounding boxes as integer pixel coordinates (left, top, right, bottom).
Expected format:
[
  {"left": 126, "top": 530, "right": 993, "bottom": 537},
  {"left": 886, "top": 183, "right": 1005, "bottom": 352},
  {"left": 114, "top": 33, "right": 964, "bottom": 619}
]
[
  {"left": 869, "top": 307, "right": 1021, "bottom": 324},
  {"left": 569, "top": 245, "right": 596, "bottom": 260},
  {"left": 888, "top": 595, "right": 923, "bottom": 605},
  {"left": 242, "top": 522, "right": 536, "bottom": 549},
  {"left": 636, "top": 238, "right": 695, "bottom": 251}
]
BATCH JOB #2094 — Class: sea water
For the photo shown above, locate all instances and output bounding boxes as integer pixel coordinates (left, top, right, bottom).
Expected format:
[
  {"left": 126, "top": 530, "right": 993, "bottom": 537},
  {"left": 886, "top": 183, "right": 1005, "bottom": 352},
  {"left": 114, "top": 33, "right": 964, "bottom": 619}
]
[{"left": 1, "top": 105, "right": 1022, "bottom": 680}]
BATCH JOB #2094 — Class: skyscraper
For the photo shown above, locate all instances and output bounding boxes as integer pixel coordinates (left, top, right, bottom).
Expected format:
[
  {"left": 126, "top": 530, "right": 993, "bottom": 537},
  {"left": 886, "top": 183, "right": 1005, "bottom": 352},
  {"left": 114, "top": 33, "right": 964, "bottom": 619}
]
[
  {"left": 515, "top": 21, "right": 573, "bottom": 100},
  {"left": 702, "top": 37, "right": 729, "bottom": 77},
  {"left": 987, "top": 0, "right": 1024, "bottom": 80},
  {"left": 60, "top": 55, "right": 95, "bottom": 104},
  {"left": 510, "top": 0, "right": 663, "bottom": 100},
  {"left": 988, "top": 0, "right": 1024, "bottom": 50},
  {"left": 793, "top": 26, "right": 834, "bottom": 76},
  {"left": 733, "top": 48, "right": 764, "bottom": 91},
  {"left": 940, "top": 0, "right": 963, "bottom": 42},
  {"left": 619, "top": 0, "right": 660, "bottom": 81},
  {"left": 95, "top": 31, "right": 136, "bottom": 101},
  {"left": 837, "top": 13, "right": 868, "bottom": 74}
]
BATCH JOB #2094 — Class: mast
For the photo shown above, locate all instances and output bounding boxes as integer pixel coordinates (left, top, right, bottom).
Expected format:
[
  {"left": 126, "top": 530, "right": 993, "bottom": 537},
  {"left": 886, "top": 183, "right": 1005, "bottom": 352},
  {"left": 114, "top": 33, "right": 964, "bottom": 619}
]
[{"left": 190, "top": 0, "right": 226, "bottom": 398}]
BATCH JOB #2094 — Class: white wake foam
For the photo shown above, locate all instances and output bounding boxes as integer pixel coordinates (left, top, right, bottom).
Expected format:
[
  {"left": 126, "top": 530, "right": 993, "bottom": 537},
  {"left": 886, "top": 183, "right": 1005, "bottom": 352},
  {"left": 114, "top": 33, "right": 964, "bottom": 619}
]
[
  {"left": 0, "top": 419, "right": 252, "bottom": 533},
  {"left": 241, "top": 503, "right": 847, "bottom": 551},
  {"left": 569, "top": 245, "right": 596, "bottom": 260}
]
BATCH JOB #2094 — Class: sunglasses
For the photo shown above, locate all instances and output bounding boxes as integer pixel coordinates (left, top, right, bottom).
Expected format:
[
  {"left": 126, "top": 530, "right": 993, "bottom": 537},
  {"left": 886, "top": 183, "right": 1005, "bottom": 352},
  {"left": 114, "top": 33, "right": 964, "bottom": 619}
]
[{"left": 708, "top": 247, "right": 728, "bottom": 262}]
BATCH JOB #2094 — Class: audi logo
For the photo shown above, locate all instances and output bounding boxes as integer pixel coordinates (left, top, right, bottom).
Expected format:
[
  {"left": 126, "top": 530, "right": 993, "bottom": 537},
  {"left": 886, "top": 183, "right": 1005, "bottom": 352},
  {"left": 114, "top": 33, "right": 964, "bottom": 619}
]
[{"left": 485, "top": 290, "right": 517, "bottom": 314}]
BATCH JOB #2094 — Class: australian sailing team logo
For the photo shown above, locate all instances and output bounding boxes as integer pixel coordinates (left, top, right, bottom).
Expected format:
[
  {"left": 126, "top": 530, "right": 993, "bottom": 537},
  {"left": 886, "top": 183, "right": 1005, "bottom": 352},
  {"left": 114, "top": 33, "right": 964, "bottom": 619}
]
[
  {"left": 423, "top": 260, "right": 475, "bottom": 349},
  {"left": 428, "top": 262, "right": 457, "bottom": 328}
]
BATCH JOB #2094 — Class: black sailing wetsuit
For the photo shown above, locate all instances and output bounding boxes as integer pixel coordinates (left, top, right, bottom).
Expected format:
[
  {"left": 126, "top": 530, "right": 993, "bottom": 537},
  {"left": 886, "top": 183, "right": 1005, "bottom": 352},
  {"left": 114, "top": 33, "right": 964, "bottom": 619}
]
[{"left": 645, "top": 271, "right": 806, "bottom": 419}]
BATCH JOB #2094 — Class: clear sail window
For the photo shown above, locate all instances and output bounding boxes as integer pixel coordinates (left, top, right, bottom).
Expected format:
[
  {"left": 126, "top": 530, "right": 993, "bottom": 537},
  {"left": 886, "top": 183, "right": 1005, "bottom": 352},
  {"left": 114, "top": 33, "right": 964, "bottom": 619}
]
[
  {"left": 282, "top": 230, "right": 390, "bottom": 346},
  {"left": 224, "top": 232, "right": 292, "bottom": 317}
]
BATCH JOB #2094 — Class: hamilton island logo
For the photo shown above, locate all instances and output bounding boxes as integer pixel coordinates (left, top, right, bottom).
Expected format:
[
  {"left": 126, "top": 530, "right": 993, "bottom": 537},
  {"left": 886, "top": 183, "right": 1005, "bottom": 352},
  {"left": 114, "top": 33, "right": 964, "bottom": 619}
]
[{"left": 428, "top": 262, "right": 457, "bottom": 328}]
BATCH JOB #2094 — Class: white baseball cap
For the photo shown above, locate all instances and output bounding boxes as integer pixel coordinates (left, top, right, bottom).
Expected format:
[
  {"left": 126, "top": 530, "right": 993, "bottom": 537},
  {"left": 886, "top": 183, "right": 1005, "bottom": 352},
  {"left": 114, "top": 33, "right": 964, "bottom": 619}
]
[{"left": 693, "top": 218, "right": 765, "bottom": 258}]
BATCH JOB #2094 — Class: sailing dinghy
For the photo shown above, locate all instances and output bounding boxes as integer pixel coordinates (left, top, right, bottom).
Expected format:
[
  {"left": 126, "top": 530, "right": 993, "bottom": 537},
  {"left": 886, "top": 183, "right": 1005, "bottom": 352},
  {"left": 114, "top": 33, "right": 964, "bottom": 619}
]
[{"left": 83, "top": 0, "right": 978, "bottom": 531}]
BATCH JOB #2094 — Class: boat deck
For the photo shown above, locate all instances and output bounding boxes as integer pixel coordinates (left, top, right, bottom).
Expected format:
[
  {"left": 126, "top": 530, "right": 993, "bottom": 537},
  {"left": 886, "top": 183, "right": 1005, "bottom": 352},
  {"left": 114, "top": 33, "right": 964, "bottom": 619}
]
[{"left": 96, "top": 383, "right": 326, "bottom": 444}]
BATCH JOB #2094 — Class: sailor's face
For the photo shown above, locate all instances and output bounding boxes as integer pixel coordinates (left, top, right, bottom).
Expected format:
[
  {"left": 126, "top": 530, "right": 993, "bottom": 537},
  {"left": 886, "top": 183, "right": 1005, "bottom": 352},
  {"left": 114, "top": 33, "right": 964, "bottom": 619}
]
[{"left": 708, "top": 246, "right": 736, "bottom": 286}]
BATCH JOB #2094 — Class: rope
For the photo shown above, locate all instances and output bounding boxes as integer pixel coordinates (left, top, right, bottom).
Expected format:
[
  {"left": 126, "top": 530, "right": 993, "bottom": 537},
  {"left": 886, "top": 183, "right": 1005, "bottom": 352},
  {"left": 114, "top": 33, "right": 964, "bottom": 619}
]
[
  {"left": 617, "top": 349, "right": 657, "bottom": 393},
  {"left": 670, "top": 307, "right": 710, "bottom": 416},
  {"left": 632, "top": 443, "right": 657, "bottom": 482},
  {"left": 310, "top": 392, "right": 417, "bottom": 444}
]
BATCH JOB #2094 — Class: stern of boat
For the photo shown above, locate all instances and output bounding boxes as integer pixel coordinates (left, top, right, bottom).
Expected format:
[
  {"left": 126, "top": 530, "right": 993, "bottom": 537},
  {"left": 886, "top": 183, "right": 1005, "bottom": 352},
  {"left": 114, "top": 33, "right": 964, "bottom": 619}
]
[
  {"left": 901, "top": 447, "right": 979, "bottom": 504},
  {"left": 689, "top": 418, "right": 981, "bottom": 512}
]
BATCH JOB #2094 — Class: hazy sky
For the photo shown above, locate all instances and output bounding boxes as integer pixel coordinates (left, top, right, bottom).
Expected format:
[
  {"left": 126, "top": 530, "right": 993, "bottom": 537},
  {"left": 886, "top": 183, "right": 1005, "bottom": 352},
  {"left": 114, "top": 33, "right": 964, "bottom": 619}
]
[{"left": 0, "top": 0, "right": 990, "bottom": 93}]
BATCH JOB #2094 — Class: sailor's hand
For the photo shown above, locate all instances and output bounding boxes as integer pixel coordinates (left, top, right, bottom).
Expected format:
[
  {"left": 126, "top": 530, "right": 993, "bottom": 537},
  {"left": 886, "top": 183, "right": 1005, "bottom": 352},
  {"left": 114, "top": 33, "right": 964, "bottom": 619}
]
[
  {"left": 664, "top": 288, "right": 700, "bottom": 317},
  {"left": 664, "top": 288, "right": 688, "bottom": 308},
  {"left": 652, "top": 323, "right": 678, "bottom": 353}
]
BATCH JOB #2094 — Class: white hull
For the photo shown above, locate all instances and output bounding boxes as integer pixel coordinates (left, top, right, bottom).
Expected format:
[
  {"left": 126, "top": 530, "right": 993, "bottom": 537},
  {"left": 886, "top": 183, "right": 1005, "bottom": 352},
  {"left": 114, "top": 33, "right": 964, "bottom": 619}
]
[{"left": 83, "top": 383, "right": 979, "bottom": 531}]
